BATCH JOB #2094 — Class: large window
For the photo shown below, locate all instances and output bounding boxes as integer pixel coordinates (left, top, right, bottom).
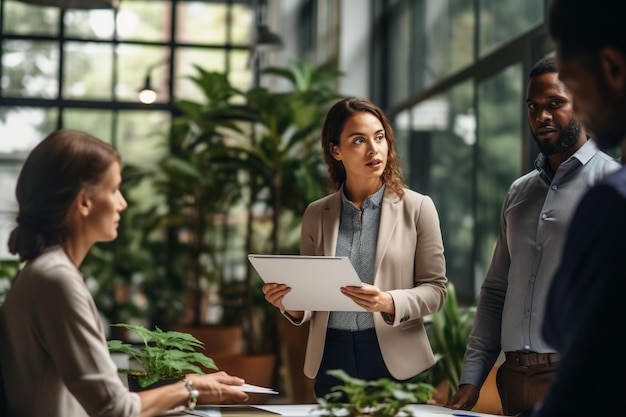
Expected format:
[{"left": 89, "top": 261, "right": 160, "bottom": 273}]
[
  {"left": 395, "top": 80, "right": 475, "bottom": 298},
  {"left": 0, "top": 0, "right": 254, "bottom": 259},
  {"left": 474, "top": 63, "right": 524, "bottom": 294},
  {"left": 379, "top": 0, "right": 552, "bottom": 302}
]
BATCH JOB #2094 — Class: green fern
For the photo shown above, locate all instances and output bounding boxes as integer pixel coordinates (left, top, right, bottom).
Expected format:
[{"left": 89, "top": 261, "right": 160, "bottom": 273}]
[
  {"left": 316, "top": 370, "right": 434, "bottom": 417},
  {"left": 107, "top": 323, "right": 217, "bottom": 388}
]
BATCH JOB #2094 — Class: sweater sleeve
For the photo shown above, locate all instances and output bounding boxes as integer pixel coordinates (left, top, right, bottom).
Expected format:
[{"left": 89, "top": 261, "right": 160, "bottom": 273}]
[{"left": 33, "top": 262, "right": 141, "bottom": 417}]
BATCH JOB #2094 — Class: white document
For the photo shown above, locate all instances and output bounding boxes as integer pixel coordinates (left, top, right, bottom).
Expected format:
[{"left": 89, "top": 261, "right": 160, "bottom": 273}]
[
  {"left": 237, "top": 383, "right": 279, "bottom": 394},
  {"left": 251, "top": 404, "right": 325, "bottom": 416},
  {"left": 183, "top": 404, "right": 503, "bottom": 417},
  {"left": 247, "top": 254, "right": 365, "bottom": 311}
]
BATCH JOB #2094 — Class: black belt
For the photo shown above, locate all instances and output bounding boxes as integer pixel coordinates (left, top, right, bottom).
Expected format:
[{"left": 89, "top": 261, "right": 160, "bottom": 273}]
[{"left": 505, "top": 351, "right": 560, "bottom": 368}]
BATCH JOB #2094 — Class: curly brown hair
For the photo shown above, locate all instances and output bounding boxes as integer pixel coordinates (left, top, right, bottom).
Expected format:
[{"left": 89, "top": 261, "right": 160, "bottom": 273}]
[{"left": 321, "top": 97, "right": 406, "bottom": 197}]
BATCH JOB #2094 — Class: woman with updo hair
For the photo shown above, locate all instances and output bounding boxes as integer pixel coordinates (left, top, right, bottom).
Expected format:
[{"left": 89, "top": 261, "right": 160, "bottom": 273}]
[{"left": 0, "top": 130, "right": 249, "bottom": 417}]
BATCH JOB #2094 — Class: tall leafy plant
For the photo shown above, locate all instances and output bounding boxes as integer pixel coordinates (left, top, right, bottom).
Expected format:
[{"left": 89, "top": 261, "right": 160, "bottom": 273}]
[
  {"left": 151, "top": 67, "right": 256, "bottom": 328},
  {"left": 210, "top": 60, "right": 344, "bottom": 354}
]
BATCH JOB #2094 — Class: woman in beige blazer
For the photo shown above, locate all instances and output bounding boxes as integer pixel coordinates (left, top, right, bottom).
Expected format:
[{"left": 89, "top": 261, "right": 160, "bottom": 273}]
[{"left": 263, "top": 97, "right": 448, "bottom": 400}]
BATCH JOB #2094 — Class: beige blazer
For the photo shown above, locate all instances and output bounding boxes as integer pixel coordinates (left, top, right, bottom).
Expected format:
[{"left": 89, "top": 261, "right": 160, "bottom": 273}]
[{"left": 289, "top": 187, "right": 448, "bottom": 380}]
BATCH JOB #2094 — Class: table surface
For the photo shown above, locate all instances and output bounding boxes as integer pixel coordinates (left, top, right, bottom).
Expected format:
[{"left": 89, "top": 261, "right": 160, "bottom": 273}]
[{"left": 162, "top": 403, "right": 505, "bottom": 417}]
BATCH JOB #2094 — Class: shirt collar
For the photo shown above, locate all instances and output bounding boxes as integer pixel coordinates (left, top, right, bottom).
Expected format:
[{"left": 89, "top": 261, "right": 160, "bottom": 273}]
[
  {"left": 534, "top": 139, "right": 599, "bottom": 176},
  {"left": 340, "top": 183, "right": 386, "bottom": 209}
]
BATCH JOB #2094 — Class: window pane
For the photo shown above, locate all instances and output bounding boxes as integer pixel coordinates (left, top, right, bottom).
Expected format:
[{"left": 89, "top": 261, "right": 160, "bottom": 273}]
[
  {"left": 231, "top": 4, "right": 254, "bottom": 45},
  {"left": 64, "top": 8, "right": 115, "bottom": 39},
  {"left": 176, "top": 2, "right": 228, "bottom": 44},
  {"left": 0, "top": 164, "right": 20, "bottom": 260},
  {"left": 426, "top": 82, "right": 475, "bottom": 301},
  {"left": 475, "top": 63, "right": 523, "bottom": 290},
  {"left": 2, "top": 40, "right": 59, "bottom": 98},
  {"left": 396, "top": 80, "right": 476, "bottom": 301},
  {"left": 116, "top": 0, "right": 170, "bottom": 42},
  {"left": 116, "top": 110, "right": 169, "bottom": 214},
  {"left": 63, "top": 42, "right": 113, "bottom": 100},
  {"left": 389, "top": 0, "right": 476, "bottom": 101},
  {"left": 116, "top": 44, "right": 170, "bottom": 102},
  {"left": 479, "top": 0, "right": 544, "bottom": 57},
  {"left": 0, "top": 105, "right": 57, "bottom": 261},
  {"left": 228, "top": 49, "right": 253, "bottom": 92},
  {"left": 387, "top": 1, "right": 412, "bottom": 105},
  {"left": 2, "top": 0, "right": 59, "bottom": 36},
  {"left": 116, "top": 110, "right": 169, "bottom": 169},
  {"left": 62, "top": 108, "right": 113, "bottom": 141},
  {"left": 417, "top": 0, "right": 475, "bottom": 90},
  {"left": 175, "top": 47, "right": 226, "bottom": 102},
  {"left": 0, "top": 107, "right": 58, "bottom": 153}
]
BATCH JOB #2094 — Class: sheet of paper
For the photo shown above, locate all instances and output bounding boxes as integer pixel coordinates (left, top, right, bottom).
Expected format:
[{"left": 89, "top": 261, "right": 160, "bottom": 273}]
[
  {"left": 183, "top": 404, "right": 504, "bottom": 417},
  {"left": 251, "top": 404, "right": 325, "bottom": 416},
  {"left": 404, "top": 404, "right": 504, "bottom": 416},
  {"left": 185, "top": 405, "right": 281, "bottom": 417},
  {"left": 238, "top": 383, "right": 279, "bottom": 394},
  {"left": 247, "top": 254, "right": 365, "bottom": 311}
]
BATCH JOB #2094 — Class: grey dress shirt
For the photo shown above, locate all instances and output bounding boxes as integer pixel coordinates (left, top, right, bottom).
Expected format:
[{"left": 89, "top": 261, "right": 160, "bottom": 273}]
[
  {"left": 328, "top": 184, "right": 385, "bottom": 330},
  {"left": 459, "top": 139, "right": 620, "bottom": 390}
]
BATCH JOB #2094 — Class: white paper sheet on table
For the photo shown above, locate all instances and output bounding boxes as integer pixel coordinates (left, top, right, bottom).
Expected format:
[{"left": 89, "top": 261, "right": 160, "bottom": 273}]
[
  {"left": 251, "top": 404, "right": 323, "bottom": 416},
  {"left": 184, "top": 403, "right": 504, "bottom": 417},
  {"left": 252, "top": 404, "right": 503, "bottom": 417}
]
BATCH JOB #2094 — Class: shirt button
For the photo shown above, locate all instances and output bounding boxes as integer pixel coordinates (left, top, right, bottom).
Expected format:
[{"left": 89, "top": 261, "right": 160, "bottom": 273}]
[
  {"left": 551, "top": 185, "right": 558, "bottom": 190},
  {"left": 542, "top": 213, "right": 547, "bottom": 219},
  {"left": 524, "top": 344, "right": 530, "bottom": 350}
]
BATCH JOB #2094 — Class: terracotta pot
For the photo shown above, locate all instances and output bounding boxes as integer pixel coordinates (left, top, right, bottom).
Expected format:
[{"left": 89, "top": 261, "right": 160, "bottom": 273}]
[
  {"left": 173, "top": 324, "right": 244, "bottom": 356},
  {"left": 209, "top": 353, "right": 277, "bottom": 404}
]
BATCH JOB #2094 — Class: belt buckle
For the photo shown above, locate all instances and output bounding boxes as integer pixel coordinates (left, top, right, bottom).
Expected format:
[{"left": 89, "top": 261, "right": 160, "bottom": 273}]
[{"left": 515, "top": 355, "right": 529, "bottom": 368}]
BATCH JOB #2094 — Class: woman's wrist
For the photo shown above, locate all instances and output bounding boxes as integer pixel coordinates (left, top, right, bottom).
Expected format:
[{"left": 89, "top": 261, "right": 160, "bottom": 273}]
[
  {"left": 183, "top": 377, "right": 199, "bottom": 410},
  {"left": 281, "top": 309, "right": 303, "bottom": 322}
]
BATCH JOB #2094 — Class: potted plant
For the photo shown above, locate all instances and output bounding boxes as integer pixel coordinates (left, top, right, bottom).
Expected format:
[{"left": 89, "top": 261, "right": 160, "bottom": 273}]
[
  {"left": 315, "top": 370, "right": 435, "bottom": 417},
  {"left": 107, "top": 322, "right": 217, "bottom": 390},
  {"left": 155, "top": 67, "right": 255, "bottom": 330},
  {"left": 212, "top": 60, "right": 343, "bottom": 354}
]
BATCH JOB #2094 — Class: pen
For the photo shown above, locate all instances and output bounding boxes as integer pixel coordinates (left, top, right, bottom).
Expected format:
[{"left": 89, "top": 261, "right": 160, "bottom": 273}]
[{"left": 452, "top": 414, "right": 476, "bottom": 417}]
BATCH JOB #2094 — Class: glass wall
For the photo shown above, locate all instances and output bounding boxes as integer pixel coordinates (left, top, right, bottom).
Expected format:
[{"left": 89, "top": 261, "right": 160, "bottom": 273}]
[
  {"left": 379, "top": 0, "right": 552, "bottom": 302},
  {"left": 384, "top": 0, "right": 475, "bottom": 107},
  {"left": 0, "top": 0, "right": 253, "bottom": 260},
  {"left": 479, "top": 0, "right": 544, "bottom": 57},
  {"left": 474, "top": 64, "right": 523, "bottom": 294},
  {"left": 395, "top": 80, "right": 475, "bottom": 298}
]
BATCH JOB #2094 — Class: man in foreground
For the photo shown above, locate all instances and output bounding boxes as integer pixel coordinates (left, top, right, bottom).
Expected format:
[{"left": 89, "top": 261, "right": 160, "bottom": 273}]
[{"left": 522, "top": 1, "right": 626, "bottom": 416}]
